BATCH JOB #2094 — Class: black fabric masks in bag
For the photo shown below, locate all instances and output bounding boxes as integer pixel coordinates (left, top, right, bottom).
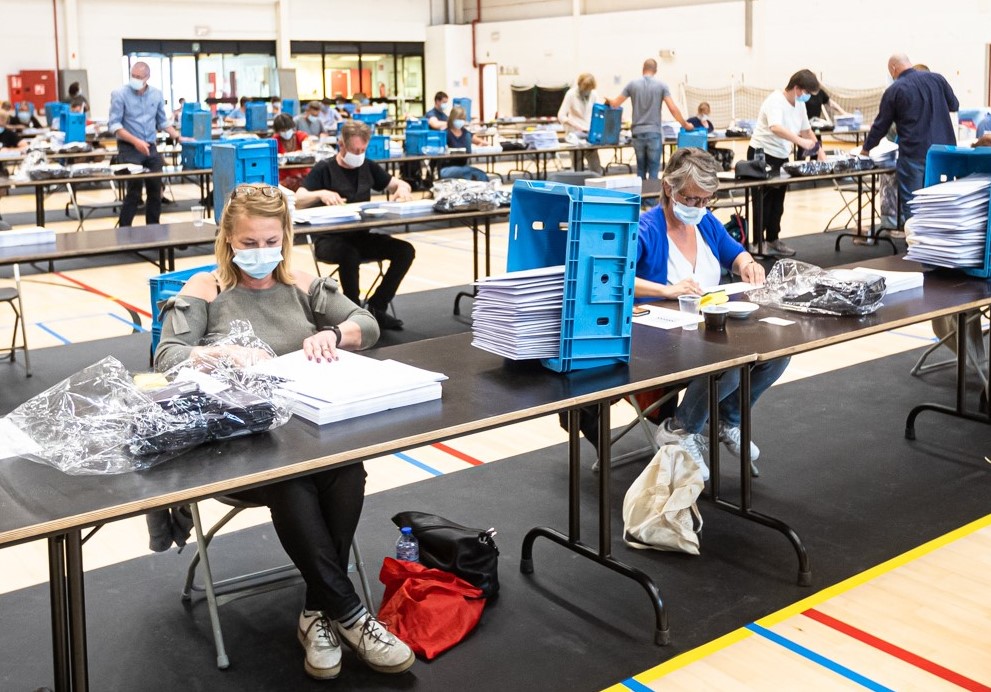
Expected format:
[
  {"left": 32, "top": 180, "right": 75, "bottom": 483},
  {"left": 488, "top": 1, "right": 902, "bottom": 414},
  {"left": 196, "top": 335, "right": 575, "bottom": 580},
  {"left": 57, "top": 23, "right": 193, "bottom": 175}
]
[{"left": 391, "top": 511, "right": 500, "bottom": 598}]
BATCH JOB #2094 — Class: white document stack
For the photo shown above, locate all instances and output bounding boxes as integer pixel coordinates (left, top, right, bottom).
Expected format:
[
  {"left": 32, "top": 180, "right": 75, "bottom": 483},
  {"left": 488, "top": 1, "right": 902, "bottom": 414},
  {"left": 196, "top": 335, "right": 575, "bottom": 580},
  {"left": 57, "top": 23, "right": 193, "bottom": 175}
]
[
  {"left": 904, "top": 173, "right": 991, "bottom": 268},
  {"left": 251, "top": 349, "right": 446, "bottom": 425},
  {"left": 292, "top": 203, "right": 364, "bottom": 225},
  {"left": 471, "top": 265, "right": 565, "bottom": 360}
]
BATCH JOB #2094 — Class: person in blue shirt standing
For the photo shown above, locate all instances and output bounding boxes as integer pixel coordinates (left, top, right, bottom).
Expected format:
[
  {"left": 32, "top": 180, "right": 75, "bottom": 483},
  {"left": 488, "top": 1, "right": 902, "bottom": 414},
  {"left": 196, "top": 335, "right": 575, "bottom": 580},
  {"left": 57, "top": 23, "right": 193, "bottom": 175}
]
[
  {"left": 861, "top": 53, "right": 958, "bottom": 226},
  {"left": 425, "top": 91, "right": 449, "bottom": 131},
  {"left": 108, "top": 61, "right": 184, "bottom": 227},
  {"left": 636, "top": 148, "right": 781, "bottom": 479},
  {"left": 438, "top": 106, "right": 488, "bottom": 181}
]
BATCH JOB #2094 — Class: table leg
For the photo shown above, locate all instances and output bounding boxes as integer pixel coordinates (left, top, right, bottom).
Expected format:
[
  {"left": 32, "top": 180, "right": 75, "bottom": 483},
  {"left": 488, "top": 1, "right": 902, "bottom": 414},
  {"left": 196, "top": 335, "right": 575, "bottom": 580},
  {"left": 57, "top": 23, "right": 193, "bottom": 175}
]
[
  {"left": 520, "top": 404, "right": 670, "bottom": 646},
  {"left": 66, "top": 530, "right": 89, "bottom": 692},
  {"left": 453, "top": 218, "right": 482, "bottom": 316},
  {"left": 36, "top": 185, "right": 46, "bottom": 227},
  {"left": 709, "top": 366, "right": 812, "bottom": 586},
  {"left": 834, "top": 172, "right": 897, "bottom": 254},
  {"left": 48, "top": 536, "right": 70, "bottom": 692},
  {"left": 905, "top": 311, "right": 991, "bottom": 438}
]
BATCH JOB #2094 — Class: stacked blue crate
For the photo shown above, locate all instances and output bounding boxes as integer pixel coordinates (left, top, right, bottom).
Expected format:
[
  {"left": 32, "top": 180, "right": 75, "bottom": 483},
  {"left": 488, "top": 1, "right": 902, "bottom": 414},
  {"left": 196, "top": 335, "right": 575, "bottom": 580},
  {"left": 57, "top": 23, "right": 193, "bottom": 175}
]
[
  {"left": 281, "top": 98, "right": 299, "bottom": 117},
  {"left": 63, "top": 112, "right": 86, "bottom": 143},
  {"left": 405, "top": 129, "right": 445, "bottom": 155},
  {"left": 149, "top": 265, "right": 217, "bottom": 353},
  {"left": 181, "top": 106, "right": 211, "bottom": 139},
  {"left": 923, "top": 145, "right": 991, "bottom": 278},
  {"left": 45, "top": 101, "right": 68, "bottom": 130},
  {"left": 212, "top": 139, "right": 279, "bottom": 218},
  {"left": 506, "top": 180, "right": 640, "bottom": 372},
  {"left": 587, "top": 103, "right": 622, "bottom": 145},
  {"left": 365, "top": 135, "right": 391, "bottom": 160},
  {"left": 245, "top": 102, "right": 268, "bottom": 132},
  {"left": 677, "top": 128, "right": 708, "bottom": 150},
  {"left": 453, "top": 97, "right": 472, "bottom": 121}
]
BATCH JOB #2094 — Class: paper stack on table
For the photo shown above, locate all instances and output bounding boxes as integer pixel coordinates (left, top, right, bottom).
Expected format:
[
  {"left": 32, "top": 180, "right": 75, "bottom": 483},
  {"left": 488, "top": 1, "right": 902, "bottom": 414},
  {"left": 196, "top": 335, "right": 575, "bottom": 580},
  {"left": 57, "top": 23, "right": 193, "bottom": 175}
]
[
  {"left": 903, "top": 173, "right": 991, "bottom": 268},
  {"left": 375, "top": 199, "right": 437, "bottom": 215},
  {"left": 292, "top": 203, "right": 364, "bottom": 225},
  {"left": 850, "top": 267, "right": 924, "bottom": 294},
  {"left": 251, "top": 349, "right": 446, "bottom": 425},
  {"left": 471, "top": 265, "right": 565, "bottom": 359}
]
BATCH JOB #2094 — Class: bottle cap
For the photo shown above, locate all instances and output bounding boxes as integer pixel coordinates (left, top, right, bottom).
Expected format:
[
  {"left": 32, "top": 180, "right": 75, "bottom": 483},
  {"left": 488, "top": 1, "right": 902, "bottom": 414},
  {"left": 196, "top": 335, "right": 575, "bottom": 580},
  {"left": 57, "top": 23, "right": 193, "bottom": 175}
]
[{"left": 401, "top": 526, "right": 413, "bottom": 535}]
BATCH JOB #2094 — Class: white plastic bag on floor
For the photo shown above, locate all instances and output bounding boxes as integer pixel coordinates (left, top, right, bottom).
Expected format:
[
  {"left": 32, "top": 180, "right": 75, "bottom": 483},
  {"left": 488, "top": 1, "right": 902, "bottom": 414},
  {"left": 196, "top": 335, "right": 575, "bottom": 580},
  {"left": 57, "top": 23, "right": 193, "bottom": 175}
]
[{"left": 622, "top": 444, "right": 704, "bottom": 554}]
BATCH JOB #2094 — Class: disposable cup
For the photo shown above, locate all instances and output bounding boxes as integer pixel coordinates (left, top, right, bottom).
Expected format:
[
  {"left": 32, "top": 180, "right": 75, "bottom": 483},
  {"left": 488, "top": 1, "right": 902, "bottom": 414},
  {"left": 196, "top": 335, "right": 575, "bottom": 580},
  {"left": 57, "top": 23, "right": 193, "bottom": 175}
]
[
  {"left": 678, "top": 294, "right": 702, "bottom": 331},
  {"left": 191, "top": 205, "right": 206, "bottom": 227}
]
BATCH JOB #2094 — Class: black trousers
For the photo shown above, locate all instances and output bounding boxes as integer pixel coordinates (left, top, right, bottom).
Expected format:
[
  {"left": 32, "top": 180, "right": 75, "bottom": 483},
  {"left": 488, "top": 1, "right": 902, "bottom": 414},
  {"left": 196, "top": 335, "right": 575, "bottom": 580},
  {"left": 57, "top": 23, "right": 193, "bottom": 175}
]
[
  {"left": 231, "top": 464, "right": 367, "bottom": 619},
  {"left": 748, "top": 146, "right": 788, "bottom": 243},
  {"left": 314, "top": 231, "right": 415, "bottom": 310},
  {"left": 117, "top": 141, "right": 164, "bottom": 227}
]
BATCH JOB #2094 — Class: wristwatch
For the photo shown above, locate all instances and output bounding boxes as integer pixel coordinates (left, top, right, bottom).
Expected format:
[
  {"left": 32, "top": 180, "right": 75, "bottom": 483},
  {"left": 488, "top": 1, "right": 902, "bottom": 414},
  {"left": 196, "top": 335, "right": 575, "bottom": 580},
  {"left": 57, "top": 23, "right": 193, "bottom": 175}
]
[{"left": 323, "top": 324, "right": 342, "bottom": 347}]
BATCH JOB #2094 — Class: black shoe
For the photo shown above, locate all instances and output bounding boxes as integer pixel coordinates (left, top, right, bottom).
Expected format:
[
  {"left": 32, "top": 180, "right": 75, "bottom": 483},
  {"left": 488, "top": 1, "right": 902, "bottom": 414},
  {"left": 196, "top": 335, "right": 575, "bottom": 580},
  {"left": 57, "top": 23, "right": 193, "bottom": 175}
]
[{"left": 371, "top": 307, "right": 404, "bottom": 331}]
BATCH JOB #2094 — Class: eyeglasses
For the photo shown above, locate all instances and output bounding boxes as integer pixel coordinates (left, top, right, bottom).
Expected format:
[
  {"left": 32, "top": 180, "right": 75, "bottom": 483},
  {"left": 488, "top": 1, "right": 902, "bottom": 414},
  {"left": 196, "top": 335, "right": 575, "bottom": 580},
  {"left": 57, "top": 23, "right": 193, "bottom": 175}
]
[
  {"left": 674, "top": 191, "right": 713, "bottom": 208},
  {"left": 231, "top": 185, "right": 283, "bottom": 200}
]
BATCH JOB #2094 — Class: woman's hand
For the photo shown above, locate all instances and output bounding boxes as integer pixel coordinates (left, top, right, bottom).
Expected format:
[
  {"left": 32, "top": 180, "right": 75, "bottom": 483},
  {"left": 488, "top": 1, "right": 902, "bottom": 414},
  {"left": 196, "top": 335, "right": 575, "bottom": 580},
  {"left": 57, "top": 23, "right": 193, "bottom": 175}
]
[
  {"left": 302, "top": 331, "right": 340, "bottom": 363},
  {"left": 739, "top": 259, "right": 766, "bottom": 286},
  {"left": 665, "top": 277, "right": 703, "bottom": 299}
]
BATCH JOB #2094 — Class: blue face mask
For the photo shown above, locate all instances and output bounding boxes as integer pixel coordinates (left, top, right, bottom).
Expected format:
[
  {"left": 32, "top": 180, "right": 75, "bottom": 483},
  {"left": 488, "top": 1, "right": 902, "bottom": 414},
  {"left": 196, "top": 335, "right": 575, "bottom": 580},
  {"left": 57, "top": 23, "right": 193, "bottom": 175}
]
[
  {"left": 671, "top": 200, "right": 707, "bottom": 226},
  {"left": 452, "top": 119, "right": 466, "bottom": 129},
  {"left": 232, "top": 246, "right": 284, "bottom": 279},
  {"left": 0, "top": 127, "right": 4, "bottom": 134},
  {"left": 17, "top": 112, "right": 30, "bottom": 124},
  {"left": 308, "top": 114, "right": 319, "bottom": 124},
  {"left": 796, "top": 92, "right": 811, "bottom": 103}
]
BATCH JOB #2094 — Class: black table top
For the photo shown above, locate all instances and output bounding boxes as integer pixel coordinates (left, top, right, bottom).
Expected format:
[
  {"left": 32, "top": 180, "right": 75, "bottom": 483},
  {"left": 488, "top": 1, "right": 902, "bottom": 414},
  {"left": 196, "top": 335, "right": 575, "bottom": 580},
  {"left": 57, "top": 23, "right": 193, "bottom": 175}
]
[{"left": 0, "top": 329, "right": 752, "bottom": 546}]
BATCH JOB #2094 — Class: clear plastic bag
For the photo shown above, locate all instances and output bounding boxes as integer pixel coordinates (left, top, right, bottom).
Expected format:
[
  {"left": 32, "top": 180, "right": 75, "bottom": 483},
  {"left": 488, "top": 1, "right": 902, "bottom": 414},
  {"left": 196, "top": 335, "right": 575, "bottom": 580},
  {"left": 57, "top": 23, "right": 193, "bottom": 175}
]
[
  {"left": 431, "top": 179, "right": 511, "bottom": 212},
  {"left": 0, "top": 321, "right": 291, "bottom": 475},
  {"left": 746, "top": 259, "right": 886, "bottom": 316}
]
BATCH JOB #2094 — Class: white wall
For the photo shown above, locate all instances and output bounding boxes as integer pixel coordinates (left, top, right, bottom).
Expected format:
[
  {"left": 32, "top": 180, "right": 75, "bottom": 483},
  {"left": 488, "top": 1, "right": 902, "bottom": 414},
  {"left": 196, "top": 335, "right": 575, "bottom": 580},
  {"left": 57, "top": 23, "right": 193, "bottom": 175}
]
[{"left": 425, "top": 25, "right": 477, "bottom": 111}]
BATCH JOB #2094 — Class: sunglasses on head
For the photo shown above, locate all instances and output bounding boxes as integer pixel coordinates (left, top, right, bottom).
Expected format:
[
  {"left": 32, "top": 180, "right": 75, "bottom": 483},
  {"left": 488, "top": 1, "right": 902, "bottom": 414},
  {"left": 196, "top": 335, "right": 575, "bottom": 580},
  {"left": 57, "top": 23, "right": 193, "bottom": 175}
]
[{"left": 231, "top": 184, "right": 283, "bottom": 200}]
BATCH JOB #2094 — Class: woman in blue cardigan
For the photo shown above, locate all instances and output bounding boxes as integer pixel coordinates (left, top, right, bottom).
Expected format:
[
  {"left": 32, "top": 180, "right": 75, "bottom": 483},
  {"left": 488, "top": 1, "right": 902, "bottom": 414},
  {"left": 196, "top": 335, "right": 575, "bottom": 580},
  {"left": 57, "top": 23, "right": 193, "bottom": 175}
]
[{"left": 636, "top": 147, "right": 788, "bottom": 479}]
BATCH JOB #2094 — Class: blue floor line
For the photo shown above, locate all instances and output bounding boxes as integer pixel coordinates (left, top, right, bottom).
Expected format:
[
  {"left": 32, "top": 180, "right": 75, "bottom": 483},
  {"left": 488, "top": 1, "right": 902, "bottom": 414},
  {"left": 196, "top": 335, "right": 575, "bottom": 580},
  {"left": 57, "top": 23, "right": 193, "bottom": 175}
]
[
  {"left": 889, "top": 330, "right": 939, "bottom": 342},
  {"left": 107, "top": 313, "right": 147, "bottom": 332},
  {"left": 393, "top": 451, "right": 443, "bottom": 477},
  {"left": 745, "top": 623, "right": 894, "bottom": 692},
  {"left": 620, "top": 678, "right": 654, "bottom": 692},
  {"left": 34, "top": 322, "right": 72, "bottom": 345}
]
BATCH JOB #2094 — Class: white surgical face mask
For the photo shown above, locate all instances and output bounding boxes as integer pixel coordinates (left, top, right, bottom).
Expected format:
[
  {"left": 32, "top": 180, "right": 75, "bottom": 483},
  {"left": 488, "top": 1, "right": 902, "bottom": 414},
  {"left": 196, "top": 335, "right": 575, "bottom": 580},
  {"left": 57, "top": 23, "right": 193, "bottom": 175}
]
[
  {"left": 307, "top": 114, "right": 319, "bottom": 124},
  {"left": 441, "top": 102, "right": 451, "bottom": 113},
  {"left": 279, "top": 129, "right": 295, "bottom": 140},
  {"left": 671, "top": 200, "right": 706, "bottom": 226},
  {"left": 129, "top": 77, "right": 146, "bottom": 91},
  {"left": 452, "top": 119, "right": 466, "bottom": 129},
  {"left": 17, "top": 112, "right": 30, "bottom": 124},
  {"left": 342, "top": 150, "right": 365, "bottom": 168},
  {"left": 232, "top": 246, "right": 284, "bottom": 279},
  {"left": 796, "top": 92, "right": 811, "bottom": 103}
]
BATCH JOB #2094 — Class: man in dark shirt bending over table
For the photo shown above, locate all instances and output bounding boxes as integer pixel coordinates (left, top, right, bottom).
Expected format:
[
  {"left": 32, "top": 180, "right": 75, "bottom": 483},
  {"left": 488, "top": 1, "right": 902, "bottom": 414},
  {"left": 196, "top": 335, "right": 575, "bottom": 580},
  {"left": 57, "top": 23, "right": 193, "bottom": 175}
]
[{"left": 296, "top": 120, "right": 414, "bottom": 330}]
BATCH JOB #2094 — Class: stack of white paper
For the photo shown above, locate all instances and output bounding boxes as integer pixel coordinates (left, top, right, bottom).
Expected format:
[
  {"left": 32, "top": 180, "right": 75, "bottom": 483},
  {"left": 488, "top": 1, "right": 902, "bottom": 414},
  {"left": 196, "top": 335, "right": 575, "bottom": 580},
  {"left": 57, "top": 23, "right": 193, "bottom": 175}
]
[
  {"left": 904, "top": 173, "right": 991, "bottom": 268},
  {"left": 471, "top": 265, "right": 565, "bottom": 359},
  {"left": 251, "top": 349, "right": 447, "bottom": 425},
  {"left": 0, "top": 226, "right": 56, "bottom": 248},
  {"left": 850, "top": 267, "right": 924, "bottom": 294},
  {"left": 292, "top": 203, "right": 364, "bottom": 225},
  {"left": 375, "top": 199, "right": 437, "bottom": 215}
]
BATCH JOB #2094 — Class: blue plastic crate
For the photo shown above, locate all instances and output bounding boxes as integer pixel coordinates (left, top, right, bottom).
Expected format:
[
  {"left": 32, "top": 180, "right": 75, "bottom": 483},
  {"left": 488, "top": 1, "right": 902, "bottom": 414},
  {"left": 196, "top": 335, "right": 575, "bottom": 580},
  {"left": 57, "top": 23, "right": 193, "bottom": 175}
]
[
  {"left": 149, "top": 264, "right": 217, "bottom": 352},
  {"left": 506, "top": 179, "right": 640, "bottom": 373},
  {"left": 453, "top": 97, "right": 472, "bottom": 121},
  {"left": 246, "top": 102, "right": 268, "bottom": 131},
  {"left": 677, "top": 128, "right": 708, "bottom": 150},
  {"left": 923, "top": 145, "right": 991, "bottom": 278},
  {"left": 405, "top": 118, "right": 427, "bottom": 131},
  {"left": 404, "top": 129, "right": 446, "bottom": 155},
  {"left": 181, "top": 107, "right": 210, "bottom": 138},
  {"left": 63, "top": 112, "right": 86, "bottom": 143},
  {"left": 213, "top": 139, "right": 279, "bottom": 218},
  {"left": 366, "top": 134, "right": 390, "bottom": 160},
  {"left": 45, "top": 101, "right": 68, "bottom": 130},
  {"left": 181, "top": 140, "right": 214, "bottom": 170},
  {"left": 354, "top": 111, "right": 386, "bottom": 126},
  {"left": 587, "top": 103, "right": 622, "bottom": 145},
  {"left": 281, "top": 98, "right": 299, "bottom": 117}
]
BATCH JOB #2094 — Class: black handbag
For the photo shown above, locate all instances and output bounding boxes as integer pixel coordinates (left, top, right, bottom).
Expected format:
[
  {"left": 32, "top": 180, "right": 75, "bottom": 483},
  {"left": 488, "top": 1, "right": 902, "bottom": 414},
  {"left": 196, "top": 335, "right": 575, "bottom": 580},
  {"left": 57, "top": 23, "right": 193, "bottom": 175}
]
[
  {"left": 734, "top": 159, "right": 771, "bottom": 180},
  {"left": 391, "top": 511, "right": 500, "bottom": 598}
]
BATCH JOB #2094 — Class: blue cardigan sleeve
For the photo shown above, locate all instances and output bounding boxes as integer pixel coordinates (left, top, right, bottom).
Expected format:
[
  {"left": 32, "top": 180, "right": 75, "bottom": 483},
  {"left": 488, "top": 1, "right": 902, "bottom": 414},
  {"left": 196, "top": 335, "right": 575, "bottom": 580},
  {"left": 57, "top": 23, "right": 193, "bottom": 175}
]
[{"left": 698, "top": 212, "right": 746, "bottom": 271}]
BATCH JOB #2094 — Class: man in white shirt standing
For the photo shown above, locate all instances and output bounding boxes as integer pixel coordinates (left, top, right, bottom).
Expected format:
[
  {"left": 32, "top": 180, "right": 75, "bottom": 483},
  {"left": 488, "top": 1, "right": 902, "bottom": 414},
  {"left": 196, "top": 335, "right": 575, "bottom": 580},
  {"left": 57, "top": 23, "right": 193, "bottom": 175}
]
[{"left": 747, "top": 68, "right": 825, "bottom": 256}]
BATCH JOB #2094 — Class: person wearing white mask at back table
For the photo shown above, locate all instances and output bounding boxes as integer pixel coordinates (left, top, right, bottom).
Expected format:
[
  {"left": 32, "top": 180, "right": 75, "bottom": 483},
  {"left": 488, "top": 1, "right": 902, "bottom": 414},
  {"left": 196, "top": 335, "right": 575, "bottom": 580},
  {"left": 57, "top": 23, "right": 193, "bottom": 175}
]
[
  {"left": 294, "top": 120, "right": 414, "bottom": 331},
  {"left": 107, "top": 60, "right": 191, "bottom": 227},
  {"left": 295, "top": 100, "right": 326, "bottom": 137},
  {"left": 425, "top": 91, "right": 450, "bottom": 131}
]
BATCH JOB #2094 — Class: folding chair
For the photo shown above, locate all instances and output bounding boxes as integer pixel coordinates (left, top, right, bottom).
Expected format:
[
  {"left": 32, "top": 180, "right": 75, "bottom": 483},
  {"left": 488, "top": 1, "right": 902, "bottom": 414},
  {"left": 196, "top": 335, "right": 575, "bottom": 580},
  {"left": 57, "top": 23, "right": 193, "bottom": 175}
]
[
  {"left": 182, "top": 496, "right": 376, "bottom": 670},
  {"left": 0, "top": 263, "right": 31, "bottom": 377},
  {"left": 65, "top": 179, "right": 123, "bottom": 231},
  {"left": 305, "top": 233, "right": 395, "bottom": 315},
  {"left": 910, "top": 308, "right": 990, "bottom": 394}
]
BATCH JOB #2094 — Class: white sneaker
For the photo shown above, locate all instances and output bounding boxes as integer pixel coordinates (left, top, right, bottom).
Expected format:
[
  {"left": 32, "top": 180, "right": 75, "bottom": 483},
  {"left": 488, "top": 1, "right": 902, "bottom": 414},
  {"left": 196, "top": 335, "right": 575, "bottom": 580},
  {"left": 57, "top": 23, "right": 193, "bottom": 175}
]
[
  {"left": 336, "top": 614, "right": 415, "bottom": 674},
  {"left": 298, "top": 611, "right": 342, "bottom": 680},
  {"left": 655, "top": 418, "right": 710, "bottom": 481},
  {"left": 717, "top": 421, "right": 761, "bottom": 477}
]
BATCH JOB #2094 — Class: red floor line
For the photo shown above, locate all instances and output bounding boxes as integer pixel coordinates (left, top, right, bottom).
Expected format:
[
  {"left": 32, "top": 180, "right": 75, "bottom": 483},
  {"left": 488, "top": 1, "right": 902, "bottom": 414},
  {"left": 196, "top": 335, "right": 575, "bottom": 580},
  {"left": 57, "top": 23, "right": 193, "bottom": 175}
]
[
  {"left": 803, "top": 608, "right": 991, "bottom": 692},
  {"left": 54, "top": 272, "right": 153, "bottom": 318},
  {"left": 431, "top": 442, "right": 485, "bottom": 466}
]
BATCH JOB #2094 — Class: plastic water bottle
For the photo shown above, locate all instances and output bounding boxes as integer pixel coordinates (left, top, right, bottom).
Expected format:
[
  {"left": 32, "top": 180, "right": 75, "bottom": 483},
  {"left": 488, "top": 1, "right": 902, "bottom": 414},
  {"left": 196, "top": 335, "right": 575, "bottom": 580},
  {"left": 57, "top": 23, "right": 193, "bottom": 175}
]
[{"left": 395, "top": 527, "right": 419, "bottom": 562}]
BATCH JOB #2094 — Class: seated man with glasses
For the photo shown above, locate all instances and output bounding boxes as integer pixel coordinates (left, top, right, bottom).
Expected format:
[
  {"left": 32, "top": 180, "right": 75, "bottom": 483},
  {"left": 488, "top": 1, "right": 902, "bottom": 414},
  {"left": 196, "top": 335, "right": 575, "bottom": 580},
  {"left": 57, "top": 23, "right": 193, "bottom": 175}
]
[
  {"left": 295, "top": 120, "right": 415, "bottom": 330},
  {"left": 635, "top": 147, "right": 786, "bottom": 480}
]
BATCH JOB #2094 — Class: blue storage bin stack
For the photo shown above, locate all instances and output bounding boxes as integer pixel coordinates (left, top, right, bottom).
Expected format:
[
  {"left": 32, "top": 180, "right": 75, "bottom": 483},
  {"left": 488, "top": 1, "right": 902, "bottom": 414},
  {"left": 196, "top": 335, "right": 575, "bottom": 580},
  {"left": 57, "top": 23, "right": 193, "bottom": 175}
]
[
  {"left": 281, "top": 98, "right": 299, "bottom": 117},
  {"left": 677, "top": 128, "right": 708, "bottom": 150},
  {"left": 245, "top": 102, "right": 268, "bottom": 132},
  {"left": 181, "top": 140, "right": 214, "bottom": 170},
  {"left": 212, "top": 139, "right": 279, "bottom": 218},
  {"left": 405, "top": 129, "right": 446, "bottom": 155},
  {"left": 406, "top": 118, "right": 427, "bottom": 131},
  {"left": 45, "top": 101, "right": 68, "bottom": 130},
  {"left": 181, "top": 105, "right": 211, "bottom": 139},
  {"left": 506, "top": 179, "right": 640, "bottom": 373},
  {"left": 453, "top": 97, "right": 472, "bottom": 121},
  {"left": 354, "top": 111, "right": 385, "bottom": 127},
  {"left": 63, "top": 112, "right": 86, "bottom": 143},
  {"left": 923, "top": 144, "right": 991, "bottom": 278},
  {"left": 149, "top": 264, "right": 218, "bottom": 354},
  {"left": 365, "top": 134, "right": 391, "bottom": 160},
  {"left": 587, "top": 103, "right": 622, "bottom": 145}
]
